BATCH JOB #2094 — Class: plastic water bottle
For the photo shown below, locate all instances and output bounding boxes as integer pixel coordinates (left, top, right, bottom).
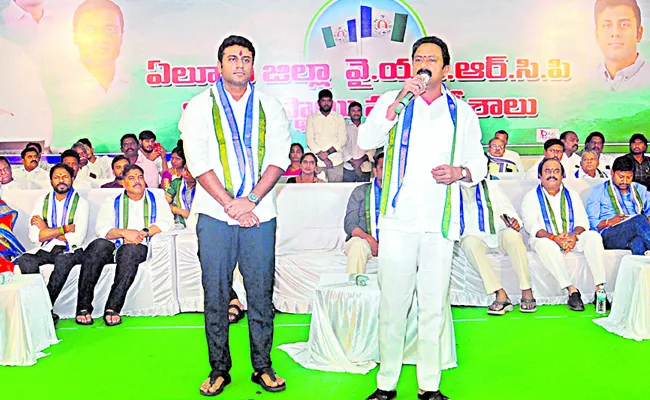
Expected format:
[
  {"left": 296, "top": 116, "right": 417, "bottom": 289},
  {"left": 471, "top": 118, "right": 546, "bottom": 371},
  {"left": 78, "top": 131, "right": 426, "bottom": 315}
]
[
  {"left": 596, "top": 285, "right": 607, "bottom": 315},
  {"left": 348, "top": 273, "right": 369, "bottom": 287},
  {"left": 0, "top": 271, "right": 14, "bottom": 285}
]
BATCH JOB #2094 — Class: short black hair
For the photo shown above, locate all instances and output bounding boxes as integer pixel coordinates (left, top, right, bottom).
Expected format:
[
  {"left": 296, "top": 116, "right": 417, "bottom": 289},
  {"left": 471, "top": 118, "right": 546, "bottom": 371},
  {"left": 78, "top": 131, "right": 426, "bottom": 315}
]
[
  {"left": 586, "top": 131, "right": 606, "bottom": 144},
  {"left": 0, "top": 156, "right": 10, "bottom": 167},
  {"left": 629, "top": 133, "right": 648, "bottom": 146},
  {"left": 120, "top": 133, "right": 138, "bottom": 147},
  {"left": 544, "top": 138, "right": 565, "bottom": 151},
  {"left": 538, "top": 157, "right": 565, "bottom": 177},
  {"left": 290, "top": 143, "right": 304, "bottom": 154},
  {"left": 73, "top": 0, "right": 124, "bottom": 32},
  {"left": 348, "top": 101, "right": 362, "bottom": 112},
  {"left": 494, "top": 130, "right": 509, "bottom": 138},
  {"left": 318, "top": 89, "right": 333, "bottom": 100},
  {"left": 138, "top": 130, "right": 156, "bottom": 141},
  {"left": 123, "top": 164, "right": 144, "bottom": 176},
  {"left": 21, "top": 147, "right": 39, "bottom": 159},
  {"left": 60, "top": 149, "right": 80, "bottom": 164},
  {"left": 559, "top": 130, "right": 578, "bottom": 141},
  {"left": 612, "top": 155, "right": 635, "bottom": 173},
  {"left": 49, "top": 163, "right": 74, "bottom": 180},
  {"left": 77, "top": 138, "right": 92, "bottom": 148},
  {"left": 111, "top": 155, "right": 127, "bottom": 169},
  {"left": 217, "top": 35, "right": 255, "bottom": 64},
  {"left": 595, "top": 0, "right": 642, "bottom": 29},
  {"left": 374, "top": 151, "right": 385, "bottom": 165},
  {"left": 71, "top": 142, "right": 86, "bottom": 152},
  {"left": 171, "top": 139, "right": 186, "bottom": 166},
  {"left": 412, "top": 36, "right": 451, "bottom": 67},
  {"left": 25, "top": 142, "right": 42, "bottom": 154}
]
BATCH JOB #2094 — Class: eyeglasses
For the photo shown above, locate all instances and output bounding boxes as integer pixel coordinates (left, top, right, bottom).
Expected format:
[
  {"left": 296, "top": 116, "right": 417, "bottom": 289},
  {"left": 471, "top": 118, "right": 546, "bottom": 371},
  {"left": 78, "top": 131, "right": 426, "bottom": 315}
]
[{"left": 489, "top": 145, "right": 504, "bottom": 150}]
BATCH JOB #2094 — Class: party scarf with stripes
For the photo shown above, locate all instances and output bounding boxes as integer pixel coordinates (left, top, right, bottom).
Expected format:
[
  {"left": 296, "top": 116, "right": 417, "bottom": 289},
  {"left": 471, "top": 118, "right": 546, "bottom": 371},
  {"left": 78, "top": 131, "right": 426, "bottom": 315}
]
[
  {"left": 536, "top": 184, "right": 574, "bottom": 234},
  {"left": 364, "top": 179, "right": 381, "bottom": 241},
  {"left": 460, "top": 180, "right": 496, "bottom": 235},
  {"left": 113, "top": 190, "right": 157, "bottom": 248},
  {"left": 42, "top": 189, "right": 80, "bottom": 251},
  {"left": 606, "top": 180, "right": 644, "bottom": 215}
]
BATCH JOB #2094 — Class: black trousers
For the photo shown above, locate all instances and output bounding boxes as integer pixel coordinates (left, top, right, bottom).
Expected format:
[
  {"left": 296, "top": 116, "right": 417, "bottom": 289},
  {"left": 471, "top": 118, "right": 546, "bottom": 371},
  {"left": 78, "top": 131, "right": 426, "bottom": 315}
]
[
  {"left": 197, "top": 215, "right": 276, "bottom": 373},
  {"left": 15, "top": 245, "right": 85, "bottom": 305},
  {"left": 76, "top": 238, "right": 148, "bottom": 314}
]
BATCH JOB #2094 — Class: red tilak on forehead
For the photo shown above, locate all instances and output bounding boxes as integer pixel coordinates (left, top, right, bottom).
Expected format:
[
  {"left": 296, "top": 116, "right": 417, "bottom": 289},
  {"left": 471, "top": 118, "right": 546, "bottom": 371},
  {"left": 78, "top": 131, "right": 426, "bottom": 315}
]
[{"left": 239, "top": 50, "right": 243, "bottom": 56}]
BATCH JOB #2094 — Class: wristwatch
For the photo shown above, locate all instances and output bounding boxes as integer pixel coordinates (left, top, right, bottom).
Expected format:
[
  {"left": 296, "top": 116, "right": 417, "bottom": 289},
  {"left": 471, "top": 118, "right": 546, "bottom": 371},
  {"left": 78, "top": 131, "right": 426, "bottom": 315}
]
[
  {"left": 460, "top": 166, "right": 467, "bottom": 179},
  {"left": 142, "top": 228, "right": 150, "bottom": 238},
  {"left": 247, "top": 193, "right": 260, "bottom": 205}
]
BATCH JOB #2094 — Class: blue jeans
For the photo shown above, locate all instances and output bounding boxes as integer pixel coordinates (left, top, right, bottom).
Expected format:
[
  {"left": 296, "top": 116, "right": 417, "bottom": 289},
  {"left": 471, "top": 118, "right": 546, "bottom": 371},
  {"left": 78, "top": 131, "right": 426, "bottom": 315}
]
[
  {"left": 197, "top": 214, "right": 276, "bottom": 373},
  {"left": 601, "top": 214, "right": 650, "bottom": 255}
]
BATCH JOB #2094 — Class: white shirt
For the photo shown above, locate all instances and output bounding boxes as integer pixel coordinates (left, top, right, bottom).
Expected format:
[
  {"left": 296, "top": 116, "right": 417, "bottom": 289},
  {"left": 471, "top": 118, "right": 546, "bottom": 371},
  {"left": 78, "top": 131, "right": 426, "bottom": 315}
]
[
  {"left": 28, "top": 191, "right": 89, "bottom": 251},
  {"left": 180, "top": 84, "right": 290, "bottom": 225},
  {"left": 574, "top": 167, "right": 608, "bottom": 180},
  {"left": 561, "top": 153, "right": 581, "bottom": 176},
  {"left": 597, "top": 54, "right": 650, "bottom": 92},
  {"left": 95, "top": 189, "right": 174, "bottom": 239},
  {"left": 342, "top": 121, "right": 374, "bottom": 172},
  {"left": 599, "top": 153, "right": 615, "bottom": 171},
  {"left": 12, "top": 165, "right": 49, "bottom": 182},
  {"left": 84, "top": 156, "right": 112, "bottom": 180},
  {"left": 521, "top": 184, "right": 590, "bottom": 247},
  {"left": 460, "top": 180, "right": 520, "bottom": 248},
  {"left": 358, "top": 89, "right": 487, "bottom": 238},
  {"left": 1, "top": 178, "right": 42, "bottom": 191},
  {"left": 73, "top": 178, "right": 94, "bottom": 189},
  {"left": 0, "top": 37, "right": 53, "bottom": 146},
  {"left": 502, "top": 149, "right": 525, "bottom": 174},
  {"left": 140, "top": 150, "right": 164, "bottom": 174},
  {"left": 306, "top": 110, "right": 347, "bottom": 167}
]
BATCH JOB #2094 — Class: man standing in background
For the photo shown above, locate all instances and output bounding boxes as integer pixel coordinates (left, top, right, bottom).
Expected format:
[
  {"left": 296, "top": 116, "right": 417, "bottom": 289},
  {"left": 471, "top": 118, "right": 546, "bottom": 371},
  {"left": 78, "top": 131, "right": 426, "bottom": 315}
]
[{"left": 306, "top": 89, "right": 347, "bottom": 182}]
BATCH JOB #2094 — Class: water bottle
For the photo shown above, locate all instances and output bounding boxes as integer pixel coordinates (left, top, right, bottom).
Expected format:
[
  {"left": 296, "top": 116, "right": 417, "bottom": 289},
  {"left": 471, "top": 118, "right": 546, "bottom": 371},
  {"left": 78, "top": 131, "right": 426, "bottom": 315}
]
[
  {"left": 596, "top": 285, "right": 607, "bottom": 315},
  {"left": 348, "top": 273, "right": 369, "bottom": 287},
  {"left": 0, "top": 271, "right": 14, "bottom": 285}
]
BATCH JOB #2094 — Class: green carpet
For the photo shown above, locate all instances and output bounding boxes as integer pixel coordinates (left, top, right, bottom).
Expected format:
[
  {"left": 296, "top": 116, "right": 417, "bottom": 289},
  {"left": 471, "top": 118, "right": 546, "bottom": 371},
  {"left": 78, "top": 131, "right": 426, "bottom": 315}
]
[{"left": 2, "top": 306, "right": 648, "bottom": 399}]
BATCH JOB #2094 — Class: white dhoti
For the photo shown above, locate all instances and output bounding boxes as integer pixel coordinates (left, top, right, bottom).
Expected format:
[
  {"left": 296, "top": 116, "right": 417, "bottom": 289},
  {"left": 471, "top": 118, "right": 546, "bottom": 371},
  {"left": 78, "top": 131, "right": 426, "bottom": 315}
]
[
  {"left": 377, "top": 230, "right": 454, "bottom": 392},
  {"left": 344, "top": 237, "right": 373, "bottom": 274},
  {"left": 531, "top": 231, "right": 607, "bottom": 289},
  {"left": 460, "top": 229, "right": 531, "bottom": 294}
]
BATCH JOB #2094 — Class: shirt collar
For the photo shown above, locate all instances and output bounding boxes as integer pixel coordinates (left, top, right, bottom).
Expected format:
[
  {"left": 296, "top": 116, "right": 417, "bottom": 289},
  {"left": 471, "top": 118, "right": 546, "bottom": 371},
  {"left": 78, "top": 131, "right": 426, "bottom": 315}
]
[
  {"left": 222, "top": 83, "right": 252, "bottom": 105},
  {"left": 541, "top": 183, "right": 564, "bottom": 198},
  {"left": 601, "top": 53, "right": 646, "bottom": 81}
]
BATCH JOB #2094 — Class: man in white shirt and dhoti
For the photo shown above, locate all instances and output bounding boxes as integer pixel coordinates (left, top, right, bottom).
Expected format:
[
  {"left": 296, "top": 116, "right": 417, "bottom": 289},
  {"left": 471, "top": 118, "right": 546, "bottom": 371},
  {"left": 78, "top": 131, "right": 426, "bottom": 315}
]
[
  {"left": 521, "top": 158, "right": 608, "bottom": 312},
  {"left": 359, "top": 36, "right": 487, "bottom": 400}
]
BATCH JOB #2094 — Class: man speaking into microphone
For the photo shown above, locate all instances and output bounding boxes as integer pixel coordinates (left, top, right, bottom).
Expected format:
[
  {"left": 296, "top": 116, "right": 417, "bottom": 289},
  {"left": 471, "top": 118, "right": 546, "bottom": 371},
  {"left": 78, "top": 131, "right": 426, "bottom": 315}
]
[{"left": 358, "top": 36, "right": 486, "bottom": 400}]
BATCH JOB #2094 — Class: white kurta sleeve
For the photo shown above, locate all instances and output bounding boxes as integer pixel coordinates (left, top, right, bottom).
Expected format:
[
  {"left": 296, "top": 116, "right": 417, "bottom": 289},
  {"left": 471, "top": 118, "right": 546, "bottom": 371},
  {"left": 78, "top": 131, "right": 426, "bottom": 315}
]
[
  {"left": 357, "top": 90, "right": 400, "bottom": 150},
  {"left": 521, "top": 189, "right": 545, "bottom": 237},
  {"left": 260, "top": 95, "right": 290, "bottom": 171},
  {"left": 180, "top": 94, "right": 212, "bottom": 178},
  {"left": 65, "top": 197, "right": 89, "bottom": 248},
  {"left": 493, "top": 182, "right": 521, "bottom": 223},
  {"left": 95, "top": 196, "right": 117, "bottom": 239},
  {"left": 458, "top": 106, "right": 487, "bottom": 186},
  {"left": 569, "top": 188, "right": 590, "bottom": 231},
  {"left": 151, "top": 191, "right": 175, "bottom": 233},
  {"left": 28, "top": 195, "right": 45, "bottom": 245}
]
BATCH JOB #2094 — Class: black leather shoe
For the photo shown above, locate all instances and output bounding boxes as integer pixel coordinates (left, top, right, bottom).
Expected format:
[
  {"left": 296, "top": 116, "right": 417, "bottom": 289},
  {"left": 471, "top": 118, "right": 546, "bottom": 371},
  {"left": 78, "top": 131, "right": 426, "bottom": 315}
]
[
  {"left": 418, "top": 391, "right": 449, "bottom": 400},
  {"left": 568, "top": 290, "right": 585, "bottom": 311},
  {"left": 366, "top": 388, "right": 397, "bottom": 400}
]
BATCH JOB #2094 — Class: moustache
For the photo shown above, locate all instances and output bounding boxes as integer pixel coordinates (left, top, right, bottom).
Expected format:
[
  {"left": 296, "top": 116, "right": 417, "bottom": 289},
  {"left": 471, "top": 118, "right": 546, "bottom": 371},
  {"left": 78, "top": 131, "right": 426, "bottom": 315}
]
[{"left": 546, "top": 177, "right": 558, "bottom": 181}]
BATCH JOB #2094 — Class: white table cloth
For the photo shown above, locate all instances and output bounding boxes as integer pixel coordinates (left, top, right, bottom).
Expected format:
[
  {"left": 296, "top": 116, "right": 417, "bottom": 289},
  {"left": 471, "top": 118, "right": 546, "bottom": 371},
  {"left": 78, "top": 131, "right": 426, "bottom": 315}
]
[
  {"left": 594, "top": 255, "right": 650, "bottom": 341},
  {"left": 0, "top": 275, "right": 59, "bottom": 366},
  {"left": 279, "top": 273, "right": 457, "bottom": 374}
]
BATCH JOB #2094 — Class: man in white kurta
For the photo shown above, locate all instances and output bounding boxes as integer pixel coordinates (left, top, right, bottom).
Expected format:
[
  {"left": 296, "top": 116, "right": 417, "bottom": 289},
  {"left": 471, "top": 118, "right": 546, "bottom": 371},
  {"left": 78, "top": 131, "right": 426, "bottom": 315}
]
[
  {"left": 12, "top": 146, "right": 49, "bottom": 182},
  {"left": 560, "top": 130, "right": 581, "bottom": 176},
  {"left": 14, "top": 163, "right": 89, "bottom": 325},
  {"left": 359, "top": 37, "right": 487, "bottom": 400},
  {"left": 459, "top": 179, "right": 536, "bottom": 315},
  {"left": 526, "top": 139, "right": 565, "bottom": 179},
  {"left": 494, "top": 130, "right": 525, "bottom": 173},
  {"left": 521, "top": 158, "right": 607, "bottom": 312}
]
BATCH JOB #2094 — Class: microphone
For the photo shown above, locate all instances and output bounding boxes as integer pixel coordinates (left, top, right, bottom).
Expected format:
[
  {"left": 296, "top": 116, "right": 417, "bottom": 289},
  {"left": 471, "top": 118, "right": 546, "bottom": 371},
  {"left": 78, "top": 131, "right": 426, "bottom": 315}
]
[{"left": 394, "top": 69, "right": 432, "bottom": 115}]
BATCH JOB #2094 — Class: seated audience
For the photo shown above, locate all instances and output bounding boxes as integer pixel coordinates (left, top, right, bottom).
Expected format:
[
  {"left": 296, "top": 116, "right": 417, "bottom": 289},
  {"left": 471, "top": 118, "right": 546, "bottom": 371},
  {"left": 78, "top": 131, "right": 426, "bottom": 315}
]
[
  {"left": 286, "top": 153, "right": 325, "bottom": 183},
  {"left": 140, "top": 130, "right": 167, "bottom": 175},
  {"left": 525, "top": 139, "right": 565, "bottom": 179},
  {"left": 282, "top": 143, "right": 304, "bottom": 177},
  {"left": 460, "top": 177, "right": 536, "bottom": 315},
  {"left": 494, "top": 130, "right": 524, "bottom": 172},
  {"left": 71, "top": 142, "right": 92, "bottom": 180},
  {"left": 575, "top": 150, "right": 608, "bottom": 179},
  {"left": 13, "top": 146, "right": 48, "bottom": 182},
  {"left": 521, "top": 158, "right": 607, "bottom": 311},
  {"left": 342, "top": 101, "right": 374, "bottom": 183},
  {"left": 166, "top": 169, "right": 196, "bottom": 227},
  {"left": 101, "top": 156, "right": 129, "bottom": 189},
  {"left": 584, "top": 131, "right": 614, "bottom": 171},
  {"left": 0, "top": 195, "right": 26, "bottom": 263},
  {"left": 161, "top": 140, "right": 186, "bottom": 190},
  {"left": 560, "top": 130, "right": 581, "bottom": 176},
  {"left": 487, "top": 137, "right": 518, "bottom": 174},
  {"left": 343, "top": 152, "right": 383, "bottom": 274},
  {"left": 623, "top": 133, "right": 650, "bottom": 189},
  {"left": 25, "top": 142, "right": 51, "bottom": 172},
  {"left": 14, "top": 163, "right": 89, "bottom": 325},
  {"left": 75, "top": 165, "right": 173, "bottom": 326},
  {"left": 1, "top": 156, "right": 38, "bottom": 189},
  {"left": 120, "top": 133, "right": 160, "bottom": 189},
  {"left": 586, "top": 157, "right": 650, "bottom": 255},
  {"left": 61, "top": 149, "right": 93, "bottom": 189},
  {"left": 78, "top": 138, "right": 112, "bottom": 179}
]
